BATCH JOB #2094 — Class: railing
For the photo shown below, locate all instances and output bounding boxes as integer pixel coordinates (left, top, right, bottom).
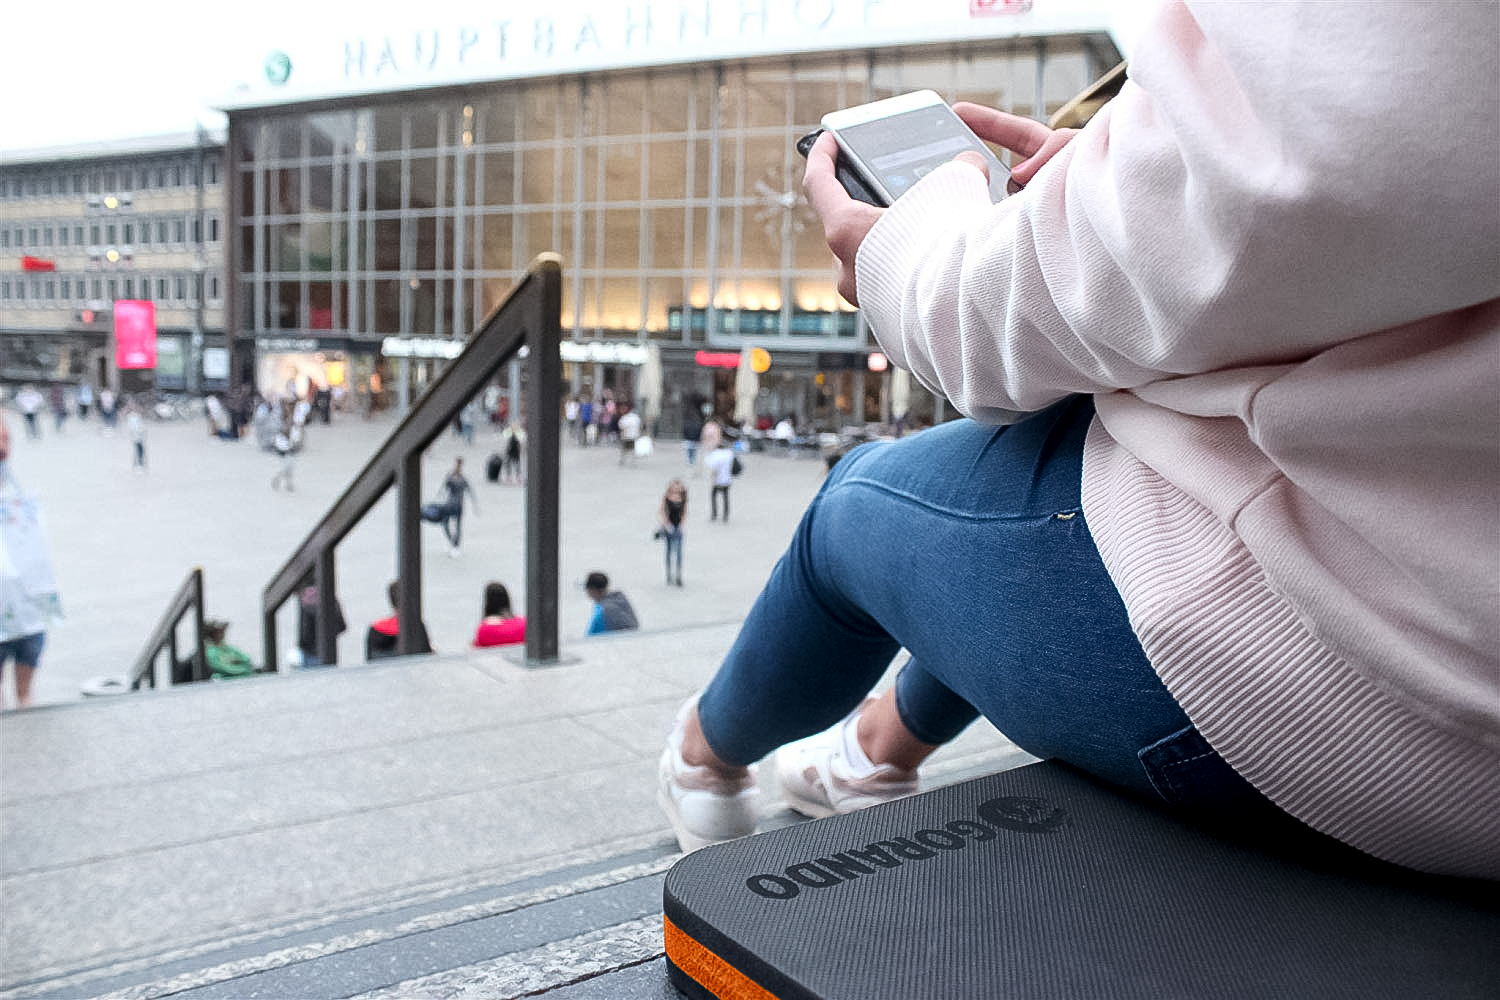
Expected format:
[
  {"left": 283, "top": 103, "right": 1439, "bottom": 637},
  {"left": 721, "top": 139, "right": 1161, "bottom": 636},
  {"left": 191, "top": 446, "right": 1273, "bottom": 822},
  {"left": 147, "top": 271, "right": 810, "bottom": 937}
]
[
  {"left": 260, "top": 254, "right": 564, "bottom": 671},
  {"left": 130, "top": 567, "right": 208, "bottom": 689}
]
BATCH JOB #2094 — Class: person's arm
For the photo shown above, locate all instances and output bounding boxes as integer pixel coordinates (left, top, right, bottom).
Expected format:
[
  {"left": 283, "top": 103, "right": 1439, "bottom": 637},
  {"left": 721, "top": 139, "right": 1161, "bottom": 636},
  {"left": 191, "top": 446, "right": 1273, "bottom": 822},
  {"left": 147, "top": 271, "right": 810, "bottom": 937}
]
[
  {"left": 806, "top": 3, "right": 1500, "bottom": 422},
  {"left": 586, "top": 604, "right": 605, "bottom": 635}
]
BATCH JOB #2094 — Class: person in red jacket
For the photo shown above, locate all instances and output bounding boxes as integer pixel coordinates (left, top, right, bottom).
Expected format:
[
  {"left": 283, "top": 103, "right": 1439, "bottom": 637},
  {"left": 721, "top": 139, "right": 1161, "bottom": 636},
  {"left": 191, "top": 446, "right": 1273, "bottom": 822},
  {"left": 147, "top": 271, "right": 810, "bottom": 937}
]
[
  {"left": 472, "top": 581, "right": 526, "bottom": 648},
  {"left": 365, "top": 580, "right": 433, "bottom": 661}
]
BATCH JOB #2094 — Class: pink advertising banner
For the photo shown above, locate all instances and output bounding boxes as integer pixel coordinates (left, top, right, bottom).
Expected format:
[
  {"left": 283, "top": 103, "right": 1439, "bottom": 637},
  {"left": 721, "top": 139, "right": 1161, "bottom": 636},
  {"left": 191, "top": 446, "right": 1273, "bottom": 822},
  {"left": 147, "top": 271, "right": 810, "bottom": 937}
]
[{"left": 114, "top": 300, "right": 158, "bottom": 370}]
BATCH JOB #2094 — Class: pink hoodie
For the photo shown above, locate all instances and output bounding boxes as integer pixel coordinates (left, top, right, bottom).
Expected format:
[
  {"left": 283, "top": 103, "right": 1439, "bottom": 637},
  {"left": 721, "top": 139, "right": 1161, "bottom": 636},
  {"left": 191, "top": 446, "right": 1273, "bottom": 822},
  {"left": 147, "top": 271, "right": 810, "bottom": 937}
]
[{"left": 857, "top": 1, "right": 1499, "bottom": 877}]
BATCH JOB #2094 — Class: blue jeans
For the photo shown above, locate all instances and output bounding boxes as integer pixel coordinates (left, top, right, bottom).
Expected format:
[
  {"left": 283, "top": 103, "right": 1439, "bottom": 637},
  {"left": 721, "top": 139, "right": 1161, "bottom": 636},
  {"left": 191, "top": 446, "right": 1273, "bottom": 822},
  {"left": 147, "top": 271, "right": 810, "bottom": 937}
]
[
  {"left": 698, "top": 398, "right": 1271, "bottom": 810},
  {"left": 663, "top": 527, "right": 684, "bottom": 580}
]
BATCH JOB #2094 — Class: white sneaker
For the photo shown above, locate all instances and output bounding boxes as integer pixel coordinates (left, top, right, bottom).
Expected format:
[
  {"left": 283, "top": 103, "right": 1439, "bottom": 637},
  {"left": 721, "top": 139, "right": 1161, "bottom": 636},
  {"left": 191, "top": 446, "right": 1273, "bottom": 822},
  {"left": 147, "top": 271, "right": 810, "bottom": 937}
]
[
  {"left": 775, "top": 702, "right": 920, "bottom": 819},
  {"left": 657, "top": 697, "right": 760, "bottom": 852}
]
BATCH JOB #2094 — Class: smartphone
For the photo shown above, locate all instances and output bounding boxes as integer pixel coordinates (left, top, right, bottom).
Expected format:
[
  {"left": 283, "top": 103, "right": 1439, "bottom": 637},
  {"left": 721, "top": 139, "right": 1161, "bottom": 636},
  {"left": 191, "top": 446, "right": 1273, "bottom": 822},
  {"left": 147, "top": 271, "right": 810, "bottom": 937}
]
[
  {"left": 817, "top": 90, "right": 1011, "bottom": 206},
  {"left": 795, "top": 128, "right": 885, "bottom": 206}
]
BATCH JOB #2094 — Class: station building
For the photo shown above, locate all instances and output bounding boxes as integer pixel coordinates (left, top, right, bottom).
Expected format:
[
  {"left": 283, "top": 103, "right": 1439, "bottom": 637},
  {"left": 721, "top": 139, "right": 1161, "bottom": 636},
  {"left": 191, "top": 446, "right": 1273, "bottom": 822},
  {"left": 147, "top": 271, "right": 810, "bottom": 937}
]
[
  {"left": 5, "top": 1, "right": 1130, "bottom": 433},
  {"left": 0, "top": 131, "right": 227, "bottom": 395}
]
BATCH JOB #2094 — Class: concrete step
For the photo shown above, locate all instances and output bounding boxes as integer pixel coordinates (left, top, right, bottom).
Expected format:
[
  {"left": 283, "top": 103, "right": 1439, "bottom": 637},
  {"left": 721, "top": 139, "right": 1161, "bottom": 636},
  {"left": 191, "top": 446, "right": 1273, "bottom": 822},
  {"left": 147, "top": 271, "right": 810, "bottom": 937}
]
[{"left": 12, "top": 836, "right": 680, "bottom": 1000}]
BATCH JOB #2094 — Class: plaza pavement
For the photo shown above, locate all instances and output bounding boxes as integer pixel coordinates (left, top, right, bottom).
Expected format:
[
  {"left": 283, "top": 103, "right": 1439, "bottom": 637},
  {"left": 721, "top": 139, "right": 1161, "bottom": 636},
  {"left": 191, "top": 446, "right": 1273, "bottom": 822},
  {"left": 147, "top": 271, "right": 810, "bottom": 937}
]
[
  {"left": 2, "top": 406, "right": 829, "bottom": 707},
  {"left": 0, "top": 404, "right": 1033, "bottom": 998}
]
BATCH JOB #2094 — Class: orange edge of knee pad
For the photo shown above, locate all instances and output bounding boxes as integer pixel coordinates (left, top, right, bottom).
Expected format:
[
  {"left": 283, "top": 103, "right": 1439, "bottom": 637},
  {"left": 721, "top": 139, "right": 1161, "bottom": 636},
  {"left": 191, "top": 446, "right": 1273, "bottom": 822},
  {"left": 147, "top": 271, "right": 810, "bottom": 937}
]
[{"left": 664, "top": 914, "right": 781, "bottom": 1000}]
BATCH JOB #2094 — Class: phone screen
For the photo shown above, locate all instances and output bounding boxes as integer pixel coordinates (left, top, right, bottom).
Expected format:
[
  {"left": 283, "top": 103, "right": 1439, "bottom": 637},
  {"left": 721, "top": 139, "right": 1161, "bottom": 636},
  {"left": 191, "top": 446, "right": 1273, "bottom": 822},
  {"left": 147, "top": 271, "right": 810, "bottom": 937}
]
[{"left": 834, "top": 105, "right": 1009, "bottom": 203}]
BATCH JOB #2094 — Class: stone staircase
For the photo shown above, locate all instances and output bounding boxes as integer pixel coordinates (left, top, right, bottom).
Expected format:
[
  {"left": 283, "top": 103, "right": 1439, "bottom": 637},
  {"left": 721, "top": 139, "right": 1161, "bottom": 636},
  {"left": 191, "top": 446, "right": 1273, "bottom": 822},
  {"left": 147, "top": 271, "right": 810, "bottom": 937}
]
[{"left": 0, "top": 624, "right": 1031, "bottom": 999}]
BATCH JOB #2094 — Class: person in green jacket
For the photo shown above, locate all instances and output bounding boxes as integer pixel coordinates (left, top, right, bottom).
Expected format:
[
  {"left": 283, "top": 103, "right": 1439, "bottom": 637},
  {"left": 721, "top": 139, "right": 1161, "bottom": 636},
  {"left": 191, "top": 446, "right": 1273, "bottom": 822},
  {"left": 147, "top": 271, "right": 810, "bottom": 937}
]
[{"left": 203, "top": 619, "right": 256, "bottom": 679}]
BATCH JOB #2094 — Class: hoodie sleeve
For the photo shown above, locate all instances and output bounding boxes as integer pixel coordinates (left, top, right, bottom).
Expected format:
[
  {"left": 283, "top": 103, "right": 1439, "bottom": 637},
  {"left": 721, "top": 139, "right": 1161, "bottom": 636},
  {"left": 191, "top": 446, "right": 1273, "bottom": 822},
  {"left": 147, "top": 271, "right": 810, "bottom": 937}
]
[{"left": 854, "top": 0, "right": 1500, "bottom": 423}]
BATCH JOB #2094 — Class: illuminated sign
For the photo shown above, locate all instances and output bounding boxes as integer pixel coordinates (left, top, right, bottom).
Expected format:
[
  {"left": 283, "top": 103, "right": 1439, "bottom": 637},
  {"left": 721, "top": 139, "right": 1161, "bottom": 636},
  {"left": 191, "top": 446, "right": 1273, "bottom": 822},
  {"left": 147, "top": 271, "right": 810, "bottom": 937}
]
[
  {"left": 696, "top": 350, "right": 741, "bottom": 368},
  {"left": 560, "top": 340, "right": 649, "bottom": 365},
  {"left": 114, "top": 300, "right": 158, "bottom": 370},
  {"left": 221, "top": 1, "right": 1118, "bottom": 111}
]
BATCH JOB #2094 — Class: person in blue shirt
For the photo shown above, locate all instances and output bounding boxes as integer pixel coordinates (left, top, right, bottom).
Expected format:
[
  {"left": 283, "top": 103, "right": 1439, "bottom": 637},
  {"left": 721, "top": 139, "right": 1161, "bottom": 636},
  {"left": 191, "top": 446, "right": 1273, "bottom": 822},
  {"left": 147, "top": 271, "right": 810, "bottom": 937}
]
[{"left": 585, "top": 572, "right": 639, "bottom": 635}]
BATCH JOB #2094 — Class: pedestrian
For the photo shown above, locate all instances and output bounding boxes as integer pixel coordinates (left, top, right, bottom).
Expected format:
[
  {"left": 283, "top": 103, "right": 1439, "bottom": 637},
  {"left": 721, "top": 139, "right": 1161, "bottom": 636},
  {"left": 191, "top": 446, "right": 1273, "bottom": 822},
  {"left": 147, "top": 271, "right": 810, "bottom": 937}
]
[
  {"left": 125, "top": 401, "right": 147, "bottom": 472},
  {"left": 697, "top": 416, "right": 722, "bottom": 479},
  {"left": 682, "top": 406, "right": 704, "bottom": 467},
  {"left": 436, "top": 457, "right": 478, "bottom": 556},
  {"left": 703, "top": 440, "right": 736, "bottom": 522},
  {"left": 566, "top": 397, "right": 580, "bottom": 441},
  {"left": 48, "top": 384, "right": 67, "bottom": 432},
  {"left": 366, "top": 580, "right": 434, "bottom": 660},
  {"left": 585, "top": 572, "right": 639, "bottom": 635},
  {"left": 15, "top": 385, "right": 43, "bottom": 439},
  {"left": 578, "top": 398, "right": 594, "bottom": 445},
  {"left": 503, "top": 423, "right": 524, "bottom": 483},
  {"left": 77, "top": 383, "right": 93, "bottom": 421},
  {"left": 296, "top": 585, "right": 347, "bottom": 667},
  {"left": 617, "top": 404, "right": 642, "bottom": 465},
  {"left": 472, "top": 581, "right": 527, "bottom": 648},
  {"left": 0, "top": 416, "right": 62, "bottom": 710},
  {"left": 270, "top": 429, "right": 296, "bottom": 491},
  {"left": 98, "top": 386, "right": 117, "bottom": 430},
  {"left": 459, "top": 400, "right": 478, "bottom": 445},
  {"left": 656, "top": 479, "right": 688, "bottom": 586},
  {"left": 656, "top": 0, "right": 1499, "bottom": 878}
]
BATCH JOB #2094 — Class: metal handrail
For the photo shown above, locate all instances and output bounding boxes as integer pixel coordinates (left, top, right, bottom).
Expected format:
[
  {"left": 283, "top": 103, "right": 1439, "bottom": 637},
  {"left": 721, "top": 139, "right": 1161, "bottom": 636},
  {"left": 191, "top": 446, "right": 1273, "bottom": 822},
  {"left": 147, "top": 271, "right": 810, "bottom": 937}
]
[
  {"left": 130, "top": 566, "right": 208, "bottom": 689},
  {"left": 261, "top": 253, "right": 563, "bottom": 670}
]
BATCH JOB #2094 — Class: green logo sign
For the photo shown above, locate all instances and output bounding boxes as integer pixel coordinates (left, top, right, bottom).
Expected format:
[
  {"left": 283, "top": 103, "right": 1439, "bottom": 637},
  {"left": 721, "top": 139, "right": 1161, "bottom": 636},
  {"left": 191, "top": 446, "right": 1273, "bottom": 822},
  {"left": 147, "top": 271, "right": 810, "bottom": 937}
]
[{"left": 265, "top": 52, "right": 292, "bottom": 86}]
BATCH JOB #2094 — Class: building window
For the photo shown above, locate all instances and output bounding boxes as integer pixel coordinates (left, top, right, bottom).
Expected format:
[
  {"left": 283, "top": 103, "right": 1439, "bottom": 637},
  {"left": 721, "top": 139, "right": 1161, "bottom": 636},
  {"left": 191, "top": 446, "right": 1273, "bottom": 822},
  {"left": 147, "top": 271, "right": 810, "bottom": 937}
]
[
  {"left": 1, "top": 230, "right": 7, "bottom": 248},
  {"left": 58, "top": 227, "right": 68, "bottom": 247},
  {"left": 73, "top": 225, "right": 84, "bottom": 245},
  {"left": 1, "top": 281, "right": 8, "bottom": 299},
  {"left": 28, "top": 227, "right": 38, "bottom": 246},
  {"left": 90, "top": 224, "right": 101, "bottom": 245},
  {"left": 157, "top": 276, "right": 168, "bottom": 300},
  {"left": 123, "top": 222, "right": 134, "bottom": 244},
  {"left": 174, "top": 275, "right": 187, "bottom": 300},
  {"left": 173, "top": 163, "right": 185, "bottom": 187},
  {"left": 123, "top": 277, "right": 134, "bottom": 298},
  {"left": 209, "top": 274, "right": 221, "bottom": 301},
  {"left": 60, "top": 278, "right": 70, "bottom": 300},
  {"left": 206, "top": 156, "right": 220, "bottom": 184},
  {"left": 43, "top": 226, "right": 53, "bottom": 247},
  {"left": 72, "top": 173, "right": 83, "bottom": 194},
  {"left": 106, "top": 224, "right": 117, "bottom": 244},
  {"left": 173, "top": 218, "right": 186, "bottom": 243}
]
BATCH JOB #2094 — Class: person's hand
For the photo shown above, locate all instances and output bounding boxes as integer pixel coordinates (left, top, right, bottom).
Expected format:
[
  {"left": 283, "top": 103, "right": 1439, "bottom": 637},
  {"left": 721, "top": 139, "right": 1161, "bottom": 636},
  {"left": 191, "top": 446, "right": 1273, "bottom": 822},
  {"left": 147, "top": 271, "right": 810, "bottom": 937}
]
[
  {"left": 952, "top": 102, "right": 1078, "bottom": 193},
  {"left": 801, "top": 130, "right": 884, "bottom": 306}
]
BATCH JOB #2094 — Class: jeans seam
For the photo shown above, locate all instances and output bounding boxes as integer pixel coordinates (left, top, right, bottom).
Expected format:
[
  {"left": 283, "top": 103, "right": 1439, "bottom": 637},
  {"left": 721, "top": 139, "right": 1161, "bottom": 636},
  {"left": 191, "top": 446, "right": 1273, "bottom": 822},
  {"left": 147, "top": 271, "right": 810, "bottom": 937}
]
[{"left": 1154, "top": 749, "right": 1219, "bottom": 798}]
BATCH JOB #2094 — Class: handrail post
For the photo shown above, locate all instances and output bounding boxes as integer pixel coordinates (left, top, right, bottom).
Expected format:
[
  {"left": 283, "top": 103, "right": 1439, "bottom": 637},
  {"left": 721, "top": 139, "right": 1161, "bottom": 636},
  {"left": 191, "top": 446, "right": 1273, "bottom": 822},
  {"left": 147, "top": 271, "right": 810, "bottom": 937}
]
[
  {"left": 524, "top": 256, "right": 563, "bottom": 664},
  {"left": 396, "top": 450, "right": 424, "bottom": 656},
  {"left": 263, "top": 603, "right": 279, "bottom": 675},
  {"left": 189, "top": 567, "right": 207, "bottom": 682},
  {"left": 315, "top": 550, "right": 338, "bottom": 666}
]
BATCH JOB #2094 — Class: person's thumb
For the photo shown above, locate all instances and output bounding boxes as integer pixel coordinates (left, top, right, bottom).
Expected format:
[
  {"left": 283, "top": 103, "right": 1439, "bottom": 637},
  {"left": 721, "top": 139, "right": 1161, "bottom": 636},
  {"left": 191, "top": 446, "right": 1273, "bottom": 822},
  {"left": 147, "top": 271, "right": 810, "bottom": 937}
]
[{"left": 954, "top": 150, "right": 990, "bottom": 180}]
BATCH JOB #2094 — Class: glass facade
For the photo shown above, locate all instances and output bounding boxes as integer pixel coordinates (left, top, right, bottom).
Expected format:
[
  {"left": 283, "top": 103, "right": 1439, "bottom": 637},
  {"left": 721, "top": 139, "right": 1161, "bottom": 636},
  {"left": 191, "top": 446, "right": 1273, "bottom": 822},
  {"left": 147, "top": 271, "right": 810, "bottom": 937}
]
[{"left": 232, "top": 36, "right": 1117, "bottom": 429}]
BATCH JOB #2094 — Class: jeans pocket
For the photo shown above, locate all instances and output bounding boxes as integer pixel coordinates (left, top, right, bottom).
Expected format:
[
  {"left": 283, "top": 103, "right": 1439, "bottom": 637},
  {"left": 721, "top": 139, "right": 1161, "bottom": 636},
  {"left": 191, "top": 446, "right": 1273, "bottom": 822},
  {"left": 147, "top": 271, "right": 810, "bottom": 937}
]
[{"left": 1138, "top": 724, "right": 1256, "bottom": 809}]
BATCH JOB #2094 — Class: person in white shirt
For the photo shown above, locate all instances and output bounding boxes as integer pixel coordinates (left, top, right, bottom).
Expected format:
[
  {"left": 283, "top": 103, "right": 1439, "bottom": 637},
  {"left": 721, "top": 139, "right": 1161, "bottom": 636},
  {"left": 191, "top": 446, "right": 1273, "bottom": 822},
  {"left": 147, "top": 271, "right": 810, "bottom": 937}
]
[
  {"left": 0, "top": 417, "right": 62, "bottom": 709},
  {"left": 617, "top": 405, "right": 643, "bottom": 465},
  {"left": 703, "top": 443, "right": 736, "bottom": 522}
]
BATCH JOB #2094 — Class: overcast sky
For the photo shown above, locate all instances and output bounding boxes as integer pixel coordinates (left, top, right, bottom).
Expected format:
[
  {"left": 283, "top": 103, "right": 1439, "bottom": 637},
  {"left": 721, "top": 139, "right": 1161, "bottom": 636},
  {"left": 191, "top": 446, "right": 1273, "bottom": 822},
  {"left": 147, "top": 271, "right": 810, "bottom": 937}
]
[
  {"left": 1, "top": 0, "right": 1152, "bottom": 157},
  {"left": 0, "top": 0, "right": 322, "bottom": 154}
]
